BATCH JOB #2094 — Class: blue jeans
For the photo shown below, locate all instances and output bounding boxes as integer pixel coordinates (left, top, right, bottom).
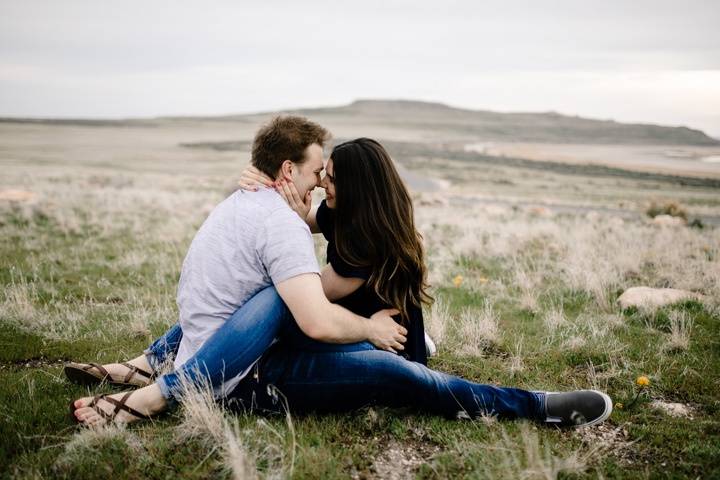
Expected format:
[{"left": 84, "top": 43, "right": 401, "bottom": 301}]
[
  {"left": 146, "top": 287, "right": 544, "bottom": 420},
  {"left": 228, "top": 320, "right": 544, "bottom": 419},
  {"left": 144, "top": 322, "right": 183, "bottom": 371},
  {"left": 147, "top": 286, "right": 294, "bottom": 404}
]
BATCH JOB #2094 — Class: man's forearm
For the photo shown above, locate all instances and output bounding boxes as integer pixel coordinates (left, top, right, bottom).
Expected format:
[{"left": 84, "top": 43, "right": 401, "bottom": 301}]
[
  {"left": 276, "top": 273, "right": 384, "bottom": 346},
  {"left": 307, "top": 303, "right": 370, "bottom": 343}
]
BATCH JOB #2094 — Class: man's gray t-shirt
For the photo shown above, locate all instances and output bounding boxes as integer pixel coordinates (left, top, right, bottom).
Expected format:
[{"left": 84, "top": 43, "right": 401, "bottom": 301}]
[{"left": 174, "top": 188, "right": 320, "bottom": 393}]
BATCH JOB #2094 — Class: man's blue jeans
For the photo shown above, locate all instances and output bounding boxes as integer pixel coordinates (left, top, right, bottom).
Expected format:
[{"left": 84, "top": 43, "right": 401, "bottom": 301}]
[
  {"left": 146, "top": 286, "right": 294, "bottom": 404},
  {"left": 145, "top": 287, "right": 544, "bottom": 420}
]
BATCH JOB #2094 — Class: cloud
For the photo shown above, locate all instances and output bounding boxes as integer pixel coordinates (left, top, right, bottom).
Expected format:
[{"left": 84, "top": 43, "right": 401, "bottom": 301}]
[{"left": 0, "top": 0, "right": 718, "bottom": 134}]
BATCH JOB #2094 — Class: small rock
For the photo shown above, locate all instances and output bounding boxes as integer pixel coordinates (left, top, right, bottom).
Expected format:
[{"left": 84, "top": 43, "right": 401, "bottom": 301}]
[
  {"left": 483, "top": 205, "right": 510, "bottom": 216},
  {"left": 528, "top": 206, "right": 552, "bottom": 217},
  {"left": 651, "top": 400, "right": 694, "bottom": 418},
  {"left": 417, "top": 194, "right": 449, "bottom": 207}
]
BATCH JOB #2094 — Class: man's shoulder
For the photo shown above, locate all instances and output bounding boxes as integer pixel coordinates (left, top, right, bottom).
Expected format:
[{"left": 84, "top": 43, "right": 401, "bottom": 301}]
[
  {"left": 229, "top": 189, "right": 291, "bottom": 216},
  {"left": 237, "top": 189, "right": 310, "bottom": 231}
]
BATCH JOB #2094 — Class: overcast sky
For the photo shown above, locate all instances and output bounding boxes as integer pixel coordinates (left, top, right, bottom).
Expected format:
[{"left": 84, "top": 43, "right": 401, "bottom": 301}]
[{"left": 1, "top": 0, "right": 719, "bottom": 136}]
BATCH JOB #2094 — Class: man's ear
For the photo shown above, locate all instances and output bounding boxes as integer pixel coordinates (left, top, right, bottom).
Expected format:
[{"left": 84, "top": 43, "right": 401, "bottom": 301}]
[{"left": 279, "top": 160, "right": 294, "bottom": 181}]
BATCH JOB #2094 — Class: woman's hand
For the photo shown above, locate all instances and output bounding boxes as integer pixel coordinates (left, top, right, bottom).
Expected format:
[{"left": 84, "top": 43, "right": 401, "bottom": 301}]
[
  {"left": 238, "top": 165, "right": 274, "bottom": 191},
  {"left": 276, "top": 179, "right": 312, "bottom": 220}
]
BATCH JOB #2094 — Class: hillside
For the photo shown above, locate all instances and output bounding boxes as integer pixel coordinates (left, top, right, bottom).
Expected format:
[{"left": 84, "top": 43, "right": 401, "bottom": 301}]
[
  {"left": 283, "top": 99, "right": 719, "bottom": 145},
  {"left": 2, "top": 99, "right": 718, "bottom": 146}
]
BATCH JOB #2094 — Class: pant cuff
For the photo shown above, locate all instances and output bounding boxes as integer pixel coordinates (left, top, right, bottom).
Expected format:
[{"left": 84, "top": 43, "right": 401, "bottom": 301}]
[
  {"left": 143, "top": 348, "right": 164, "bottom": 373},
  {"left": 155, "top": 375, "right": 179, "bottom": 408}
]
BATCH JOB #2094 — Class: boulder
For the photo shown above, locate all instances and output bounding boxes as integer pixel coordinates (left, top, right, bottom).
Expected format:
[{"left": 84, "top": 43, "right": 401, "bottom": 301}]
[
  {"left": 0, "top": 189, "right": 36, "bottom": 202},
  {"left": 617, "top": 286, "right": 700, "bottom": 310},
  {"left": 651, "top": 214, "right": 686, "bottom": 227}
]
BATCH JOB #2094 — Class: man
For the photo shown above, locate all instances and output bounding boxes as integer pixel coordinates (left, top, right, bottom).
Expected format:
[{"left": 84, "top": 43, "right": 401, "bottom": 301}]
[{"left": 70, "top": 116, "right": 408, "bottom": 426}]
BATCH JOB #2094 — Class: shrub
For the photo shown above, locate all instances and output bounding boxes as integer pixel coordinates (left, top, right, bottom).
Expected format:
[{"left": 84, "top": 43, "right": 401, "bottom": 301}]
[{"left": 646, "top": 201, "right": 688, "bottom": 220}]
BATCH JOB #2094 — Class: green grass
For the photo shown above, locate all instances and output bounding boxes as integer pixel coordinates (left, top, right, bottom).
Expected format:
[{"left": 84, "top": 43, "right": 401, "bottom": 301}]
[
  {"left": 2, "top": 137, "right": 720, "bottom": 478},
  {"left": 5, "top": 225, "right": 718, "bottom": 478}
]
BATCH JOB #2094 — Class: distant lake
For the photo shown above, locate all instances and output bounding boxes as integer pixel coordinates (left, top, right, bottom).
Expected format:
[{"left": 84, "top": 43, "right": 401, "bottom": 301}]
[{"left": 460, "top": 142, "right": 720, "bottom": 178}]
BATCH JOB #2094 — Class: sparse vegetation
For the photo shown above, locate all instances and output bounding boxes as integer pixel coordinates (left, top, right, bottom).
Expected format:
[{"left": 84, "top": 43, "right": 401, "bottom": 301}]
[
  {"left": 646, "top": 200, "right": 688, "bottom": 220},
  {"left": 1, "top": 119, "right": 719, "bottom": 478}
]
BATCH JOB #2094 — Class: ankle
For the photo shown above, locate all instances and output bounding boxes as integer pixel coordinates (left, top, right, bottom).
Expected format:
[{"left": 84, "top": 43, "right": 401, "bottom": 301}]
[
  {"left": 127, "top": 354, "right": 153, "bottom": 373},
  {"left": 135, "top": 384, "right": 168, "bottom": 413}
]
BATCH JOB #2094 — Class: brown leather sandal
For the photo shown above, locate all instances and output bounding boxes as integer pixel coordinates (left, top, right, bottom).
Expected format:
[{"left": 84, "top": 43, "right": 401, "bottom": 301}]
[
  {"left": 64, "top": 361, "right": 155, "bottom": 387},
  {"left": 70, "top": 391, "right": 152, "bottom": 426}
]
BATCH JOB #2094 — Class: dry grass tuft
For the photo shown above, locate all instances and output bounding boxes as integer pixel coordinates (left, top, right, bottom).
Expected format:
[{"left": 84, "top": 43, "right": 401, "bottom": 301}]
[
  {"left": 543, "top": 305, "right": 567, "bottom": 335},
  {"left": 58, "top": 424, "right": 146, "bottom": 470},
  {"left": 173, "top": 373, "right": 297, "bottom": 479},
  {"left": 513, "top": 262, "right": 540, "bottom": 313},
  {"left": 508, "top": 339, "right": 525, "bottom": 375},
  {"left": 425, "top": 297, "right": 450, "bottom": 348},
  {"left": 223, "top": 420, "right": 260, "bottom": 480},
  {"left": 457, "top": 301, "right": 500, "bottom": 356},
  {"left": 485, "top": 424, "right": 591, "bottom": 479},
  {"left": 665, "top": 310, "right": 693, "bottom": 352},
  {"left": 175, "top": 374, "right": 227, "bottom": 445}
]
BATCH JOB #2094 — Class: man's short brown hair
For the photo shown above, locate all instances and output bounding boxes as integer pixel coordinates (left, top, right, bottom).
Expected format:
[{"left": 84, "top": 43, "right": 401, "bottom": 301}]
[{"left": 251, "top": 115, "right": 330, "bottom": 179}]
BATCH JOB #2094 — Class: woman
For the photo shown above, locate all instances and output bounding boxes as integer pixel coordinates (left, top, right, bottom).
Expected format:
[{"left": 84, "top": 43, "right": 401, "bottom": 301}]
[
  {"left": 242, "top": 137, "right": 432, "bottom": 364},
  {"left": 68, "top": 139, "right": 612, "bottom": 428}
]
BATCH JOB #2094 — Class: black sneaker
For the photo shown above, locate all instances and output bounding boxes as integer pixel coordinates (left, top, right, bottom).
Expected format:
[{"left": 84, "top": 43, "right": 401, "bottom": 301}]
[{"left": 539, "top": 390, "right": 612, "bottom": 428}]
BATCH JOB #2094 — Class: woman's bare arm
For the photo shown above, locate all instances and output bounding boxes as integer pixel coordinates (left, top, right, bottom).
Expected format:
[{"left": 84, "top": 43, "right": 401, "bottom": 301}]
[
  {"left": 320, "top": 264, "right": 365, "bottom": 301},
  {"left": 306, "top": 206, "right": 320, "bottom": 233}
]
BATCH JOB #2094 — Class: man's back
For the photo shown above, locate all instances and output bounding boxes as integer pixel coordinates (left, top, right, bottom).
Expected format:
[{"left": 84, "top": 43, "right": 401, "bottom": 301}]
[{"left": 174, "top": 188, "right": 319, "bottom": 368}]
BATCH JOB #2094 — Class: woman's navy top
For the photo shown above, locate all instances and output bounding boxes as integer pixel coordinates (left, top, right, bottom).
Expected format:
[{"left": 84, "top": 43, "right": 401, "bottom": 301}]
[{"left": 315, "top": 200, "right": 428, "bottom": 365}]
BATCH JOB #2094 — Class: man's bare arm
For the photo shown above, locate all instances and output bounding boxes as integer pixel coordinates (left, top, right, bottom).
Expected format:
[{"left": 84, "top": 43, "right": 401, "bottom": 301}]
[{"left": 275, "top": 273, "right": 407, "bottom": 352}]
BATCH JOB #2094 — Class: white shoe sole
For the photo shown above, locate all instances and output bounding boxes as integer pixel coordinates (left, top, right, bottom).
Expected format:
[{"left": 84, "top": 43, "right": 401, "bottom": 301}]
[
  {"left": 581, "top": 389, "right": 613, "bottom": 428},
  {"left": 424, "top": 332, "right": 437, "bottom": 357}
]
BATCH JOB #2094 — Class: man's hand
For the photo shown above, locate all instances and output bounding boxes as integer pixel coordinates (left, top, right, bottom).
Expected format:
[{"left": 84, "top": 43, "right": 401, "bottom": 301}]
[
  {"left": 238, "top": 165, "right": 274, "bottom": 191},
  {"left": 276, "top": 179, "right": 312, "bottom": 221},
  {"left": 367, "top": 309, "right": 407, "bottom": 353}
]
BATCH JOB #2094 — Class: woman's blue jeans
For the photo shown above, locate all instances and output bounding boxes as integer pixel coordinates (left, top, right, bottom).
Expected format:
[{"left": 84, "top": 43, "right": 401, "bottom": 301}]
[{"left": 145, "top": 287, "right": 544, "bottom": 420}]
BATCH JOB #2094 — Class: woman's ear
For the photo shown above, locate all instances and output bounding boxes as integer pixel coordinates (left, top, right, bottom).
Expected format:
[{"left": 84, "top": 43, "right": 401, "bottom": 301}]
[{"left": 279, "top": 160, "right": 294, "bottom": 181}]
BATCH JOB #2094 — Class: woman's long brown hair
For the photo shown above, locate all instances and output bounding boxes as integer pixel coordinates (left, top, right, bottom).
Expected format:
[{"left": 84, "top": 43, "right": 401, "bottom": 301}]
[{"left": 331, "top": 138, "right": 432, "bottom": 322}]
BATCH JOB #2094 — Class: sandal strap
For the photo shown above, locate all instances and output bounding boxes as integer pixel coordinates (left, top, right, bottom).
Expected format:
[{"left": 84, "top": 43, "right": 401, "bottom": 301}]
[
  {"left": 88, "top": 394, "right": 102, "bottom": 408},
  {"left": 101, "top": 391, "right": 152, "bottom": 420},
  {"left": 83, "top": 363, "right": 111, "bottom": 381},
  {"left": 88, "top": 394, "right": 115, "bottom": 422},
  {"left": 120, "top": 362, "right": 154, "bottom": 384}
]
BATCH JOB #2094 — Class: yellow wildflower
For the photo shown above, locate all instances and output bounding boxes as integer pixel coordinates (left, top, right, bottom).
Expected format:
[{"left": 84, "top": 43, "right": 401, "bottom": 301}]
[
  {"left": 615, "top": 402, "right": 623, "bottom": 410},
  {"left": 636, "top": 375, "right": 650, "bottom": 388},
  {"left": 478, "top": 277, "right": 489, "bottom": 284},
  {"left": 452, "top": 275, "right": 463, "bottom": 287}
]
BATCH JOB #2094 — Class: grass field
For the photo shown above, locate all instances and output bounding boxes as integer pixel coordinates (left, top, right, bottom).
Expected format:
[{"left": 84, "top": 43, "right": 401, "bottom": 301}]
[{"left": 1, "top": 120, "right": 719, "bottom": 479}]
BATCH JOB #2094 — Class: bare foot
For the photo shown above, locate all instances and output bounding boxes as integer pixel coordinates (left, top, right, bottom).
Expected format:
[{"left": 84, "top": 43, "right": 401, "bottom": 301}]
[
  {"left": 103, "top": 354, "right": 155, "bottom": 386},
  {"left": 73, "top": 383, "right": 167, "bottom": 427},
  {"left": 66, "top": 354, "right": 155, "bottom": 387}
]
